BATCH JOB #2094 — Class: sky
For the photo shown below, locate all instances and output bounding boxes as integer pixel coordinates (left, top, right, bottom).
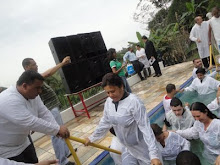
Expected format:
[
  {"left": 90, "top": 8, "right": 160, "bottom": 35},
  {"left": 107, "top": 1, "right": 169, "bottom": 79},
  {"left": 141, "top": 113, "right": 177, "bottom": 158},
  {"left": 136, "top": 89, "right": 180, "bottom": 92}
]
[{"left": 0, "top": 0, "right": 153, "bottom": 87}]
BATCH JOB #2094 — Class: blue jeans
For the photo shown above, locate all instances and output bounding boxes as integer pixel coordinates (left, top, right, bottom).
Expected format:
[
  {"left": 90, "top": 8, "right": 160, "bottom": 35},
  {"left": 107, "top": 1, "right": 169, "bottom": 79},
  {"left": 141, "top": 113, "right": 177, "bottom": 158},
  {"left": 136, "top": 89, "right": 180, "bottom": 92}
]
[
  {"left": 121, "top": 76, "right": 132, "bottom": 93},
  {"left": 51, "top": 107, "right": 70, "bottom": 165}
]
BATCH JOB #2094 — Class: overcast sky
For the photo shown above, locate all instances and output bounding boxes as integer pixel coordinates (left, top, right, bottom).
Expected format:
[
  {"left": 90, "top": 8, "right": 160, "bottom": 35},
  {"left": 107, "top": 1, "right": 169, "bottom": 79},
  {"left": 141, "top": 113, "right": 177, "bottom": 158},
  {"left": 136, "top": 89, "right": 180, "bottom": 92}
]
[{"left": 0, "top": 0, "right": 152, "bottom": 87}]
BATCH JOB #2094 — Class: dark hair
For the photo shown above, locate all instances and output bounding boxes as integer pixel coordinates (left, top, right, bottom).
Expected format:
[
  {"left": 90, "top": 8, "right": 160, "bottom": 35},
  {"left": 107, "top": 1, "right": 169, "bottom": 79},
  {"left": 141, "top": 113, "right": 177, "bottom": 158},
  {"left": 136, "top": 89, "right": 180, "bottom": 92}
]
[
  {"left": 176, "top": 151, "right": 201, "bottom": 165},
  {"left": 192, "top": 58, "right": 200, "bottom": 63},
  {"left": 107, "top": 48, "right": 116, "bottom": 61},
  {"left": 151, "top": 124, "right": 163, "bottom": 137},
  {"left": 101, "top": 73, "right": 124, "bottom": 88},
  {"left": 212, "top": 7, "right": 220, "bottom": 17},
  {"left": 17, "top": 70, "right": 44, "bottom": 86},
  {"left": 190, "top": 102, "right": 218, "bottom": 119},
  {"left": 166, "top": 84, "right": 176, "bottom": 93},
  {"left": 142, "top": 35, "right": 148, "bottom": 40},
  {"left": 136, "top": 44, "right": 140, "bottom": 47},
  {"left": 170, "top": 97, "right": 183, "bottom": 107},
  {"left": 22, "top": 58, "right": 33, "bottom": 69},
  {"left": 195, "top": 67, "right": 205, "bottom": 75}
]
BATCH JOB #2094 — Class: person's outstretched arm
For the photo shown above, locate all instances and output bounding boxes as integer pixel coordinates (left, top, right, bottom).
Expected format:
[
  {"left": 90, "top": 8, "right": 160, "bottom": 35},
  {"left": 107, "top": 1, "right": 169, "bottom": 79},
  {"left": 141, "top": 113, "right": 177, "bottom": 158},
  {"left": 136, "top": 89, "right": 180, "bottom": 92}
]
[{"left": 41, "top": 56, "right": 71, "bottom": 78}]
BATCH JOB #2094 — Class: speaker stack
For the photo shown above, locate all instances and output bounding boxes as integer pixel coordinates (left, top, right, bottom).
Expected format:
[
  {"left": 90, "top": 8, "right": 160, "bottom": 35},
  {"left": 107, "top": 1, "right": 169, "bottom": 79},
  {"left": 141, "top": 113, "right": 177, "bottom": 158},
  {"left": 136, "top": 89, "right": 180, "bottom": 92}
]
[{"left": 49, "top": 31, "right": 111, "bottom": 94}]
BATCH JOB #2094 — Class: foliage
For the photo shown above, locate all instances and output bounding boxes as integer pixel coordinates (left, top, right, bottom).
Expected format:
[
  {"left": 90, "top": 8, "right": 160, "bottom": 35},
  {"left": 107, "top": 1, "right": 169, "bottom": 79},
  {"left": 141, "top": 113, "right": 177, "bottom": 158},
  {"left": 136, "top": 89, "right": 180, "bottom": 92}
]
[
  {"left": 179, "top": 0, "right": 209, "bottom": 30},
  {"left": 132, "top": 0, "right": 218, "bottom": 67},
  {"left": 45, "top": 72, "right": 103, "bottom": 111}
]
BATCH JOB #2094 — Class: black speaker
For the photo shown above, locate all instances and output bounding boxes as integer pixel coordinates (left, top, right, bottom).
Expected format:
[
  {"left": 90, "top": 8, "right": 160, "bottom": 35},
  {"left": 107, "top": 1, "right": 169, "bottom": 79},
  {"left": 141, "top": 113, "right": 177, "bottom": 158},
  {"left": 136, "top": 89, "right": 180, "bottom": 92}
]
[
  {"left": 49, "top": 37, "right": 72, "bottom": 64},
  {"left": 66, "top": 35, "right": 84, "bottom": 62},
  {"left": 49, "top": 31, "right": 108, "bottom": 94}
]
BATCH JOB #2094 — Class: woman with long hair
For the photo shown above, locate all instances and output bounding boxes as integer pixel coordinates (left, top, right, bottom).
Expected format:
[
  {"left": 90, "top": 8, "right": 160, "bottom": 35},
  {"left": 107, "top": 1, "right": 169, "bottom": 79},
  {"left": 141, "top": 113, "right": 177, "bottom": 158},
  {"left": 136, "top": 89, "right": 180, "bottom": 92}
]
[
  {"left": 176, "top": 102, "right": 220, "bottom": 165},
  {"left": 108, "top": 48, "right": 132, "bottom": 93}
]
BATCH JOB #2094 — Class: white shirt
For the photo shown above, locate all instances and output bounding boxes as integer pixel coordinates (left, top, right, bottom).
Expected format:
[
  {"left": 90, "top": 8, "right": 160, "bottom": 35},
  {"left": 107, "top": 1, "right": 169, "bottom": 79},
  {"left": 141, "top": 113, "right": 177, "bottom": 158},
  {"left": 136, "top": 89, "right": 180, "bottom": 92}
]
[
  {"left": 210, "top": 17, "right": 220, "bottom": 44},
  {"left": 136, "top": 48, "right": 150, "bottom": 68},
  {"left": 89, "top": 94, "right": 160, "bottom": 164},
  {"left": 0, "top": 158, "right": 33, "bottom": 165},
  {"left": 189, "top": 21, "right": 210, "bottom": 58},
  {"left": 184, "top": 76, "right": 220, "bottom": 95},
  {"left": 176, "top": 119, "right": 220, "bottom": 164},
  {"left": 192, "top": 68, "right": 217, "bottom": 79},
  {"left": 207, "top": 97, "right": 220, "bottom": 118},
  {"left": 166, "top": 107, "right": 195, "bottom": 131},
  {"left": 158, "top": 132, "right": 190, "bottom": 162},
  {"left": 163, "top": 95, "right": 172, "bottom": 114},
  {"left": 0, "top": 86, "right": 60, "bottom": 158}
]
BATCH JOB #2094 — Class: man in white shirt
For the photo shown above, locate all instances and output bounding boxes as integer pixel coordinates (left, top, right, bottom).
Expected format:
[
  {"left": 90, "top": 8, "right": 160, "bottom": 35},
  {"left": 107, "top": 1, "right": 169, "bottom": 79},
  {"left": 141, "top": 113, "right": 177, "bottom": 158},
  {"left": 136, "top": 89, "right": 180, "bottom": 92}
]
[
  {"left": 190, "top": 16, "right": 210, "bottom": 68},
  {"left": 136, "top": 44, "right": 151, "bottom": 78},
  {"left": 192, "top": 58, "right": 203, "bottom": 79},
  {"left": 163, "top": 97, "right": 194, "bottom": 131},
  {"left": 163, "top": 84, "right": 178, "bottom": 114},
  {"left": 209, "top": 7, "right": 220, "bottom": 54},
  {"left": 183, "top": 67, "right": 220, "bottom": 95},
  {"left": 0, "top": 71, "right": 70, "bottom": 164}
]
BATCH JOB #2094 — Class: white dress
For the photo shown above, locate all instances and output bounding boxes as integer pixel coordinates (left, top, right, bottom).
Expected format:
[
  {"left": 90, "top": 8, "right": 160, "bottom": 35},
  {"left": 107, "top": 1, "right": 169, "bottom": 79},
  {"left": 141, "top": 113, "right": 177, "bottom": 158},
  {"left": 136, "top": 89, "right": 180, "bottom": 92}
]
[
  {"left": 176, "top": 119, "right": 220, "bottom": 164},
  {"left": 158, "top": 132, "right": 190, "bottom": 165},
  {"left": 166, "top": 107, "right": 195, "bottom": 131},
  {"left": 184, "top": 76, "right": 220, "bottom": 95},
  {"left": 89, "top": 94, "right": 160, "bottom": 164},
  {"left": 189, "top": 21, "right": 210, "bottom": 59},
  {"left": 136, "top": 48, "right": 150, "bottom": 68}
]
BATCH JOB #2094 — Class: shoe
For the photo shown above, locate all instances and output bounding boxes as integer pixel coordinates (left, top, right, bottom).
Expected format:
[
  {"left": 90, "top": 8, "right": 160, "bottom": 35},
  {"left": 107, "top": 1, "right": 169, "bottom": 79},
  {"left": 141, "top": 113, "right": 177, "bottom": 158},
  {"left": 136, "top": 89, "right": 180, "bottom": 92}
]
[
  {"left": 66, "top": 161, "right": 75, "bottom": 165},
  {"left": 153, "top": 74, "right": 158, "bottom": 77},
  {"left": 157, "top": 74, "right": 162, "bottom": 77}
]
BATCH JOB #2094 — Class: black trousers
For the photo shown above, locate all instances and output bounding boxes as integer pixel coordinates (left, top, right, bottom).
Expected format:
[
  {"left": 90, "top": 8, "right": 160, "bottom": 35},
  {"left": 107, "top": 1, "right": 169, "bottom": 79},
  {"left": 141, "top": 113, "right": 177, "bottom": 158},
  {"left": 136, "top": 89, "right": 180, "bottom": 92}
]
[
  {"left": 131, "top": 60, "right": 144, "bottom": 80},
  {"left": 202, "top": 57, "right": 209, "bottom": 68},
  {"left": 202, "top": 57, "right": 216, "bottom": 68},
  {"left": 8, "top": 140, "right": 38, "bottom": 163},
  {"left": 152, "top": 60, "right": 161, "bottom": 75}
]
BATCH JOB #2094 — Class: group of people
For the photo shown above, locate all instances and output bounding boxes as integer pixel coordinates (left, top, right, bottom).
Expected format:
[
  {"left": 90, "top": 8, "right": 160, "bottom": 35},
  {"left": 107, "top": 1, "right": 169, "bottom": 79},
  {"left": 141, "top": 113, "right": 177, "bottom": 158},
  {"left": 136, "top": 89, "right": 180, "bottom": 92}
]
[
  {"left": 0, "top": 57, "right": 76, "bottom": 165},
  {"left": 1, "top": 6, "right": 220, "bottom": 165},
  {"left": 190, "top": 7, "right": 220, "bottom": 68},
  {"left": 84, "top": 8, "right": 220, "bottom": 165},
  {"left": 111, "top": 35, "right": 162, "bottom": 83}
]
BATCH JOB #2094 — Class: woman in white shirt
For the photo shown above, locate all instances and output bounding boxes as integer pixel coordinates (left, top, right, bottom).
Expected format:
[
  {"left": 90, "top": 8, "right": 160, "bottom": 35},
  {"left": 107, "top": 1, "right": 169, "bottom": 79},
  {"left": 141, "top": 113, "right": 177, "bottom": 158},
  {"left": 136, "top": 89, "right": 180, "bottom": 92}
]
[
  {"left": 182, "top": 68, "right": 220, "bottom": 95},
  {"left": 151, "top": 124, "right": 190, "bottom": 165},
  {"left": 85, "top": 73, "right": 162, "bottom": 165},
  {"left": 176, "top": 102, "right": 220, "bottom": 165}
]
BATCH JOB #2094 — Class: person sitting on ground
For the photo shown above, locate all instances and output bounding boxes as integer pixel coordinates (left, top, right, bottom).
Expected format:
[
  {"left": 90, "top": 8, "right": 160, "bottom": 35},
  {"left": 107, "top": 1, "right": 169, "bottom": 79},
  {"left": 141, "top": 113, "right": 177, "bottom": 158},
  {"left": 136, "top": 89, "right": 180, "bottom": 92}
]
[
  {"left": 85, "top": 73, "right": 162, "bottom": 165},
  {"left": 0, "top": 71, "right": 70, "bottom": 164},
  {"left": 182, "top": 67, "right": 220, "bottom": 95},
  {"left": 123, "top": 47, "right": 146, "bottom": 81},
  {"left": 176, "top": 151, "right": 201, "bottom": 165},
  {"left": 108, "top": 48, "right": 132, "bottom": 93},
  {"left": 136, "top": 44, "right": 151, "bottom": 78},
  {"left": 151, "top": 124, "right": 190, "bottom": 165},
  {"left": 163, "top": 84, "right": 178, "bottom": 114},
  {"left": 176, "top": 102, "right": 220, "bottom": 165},
  {"left": 163, "top": 97, "right": 194, "bottom": 131}
]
